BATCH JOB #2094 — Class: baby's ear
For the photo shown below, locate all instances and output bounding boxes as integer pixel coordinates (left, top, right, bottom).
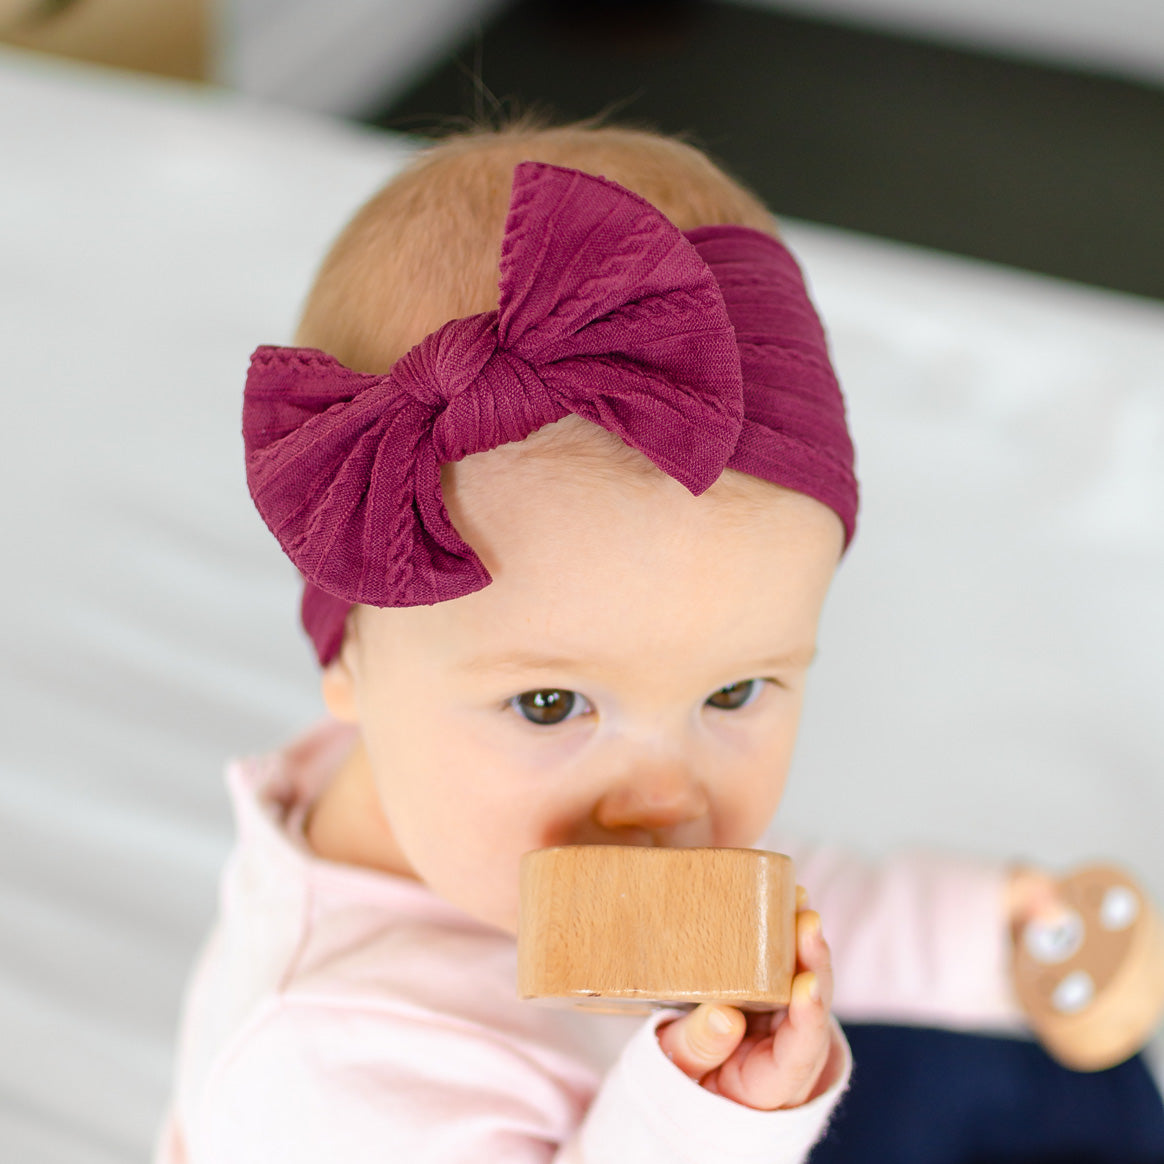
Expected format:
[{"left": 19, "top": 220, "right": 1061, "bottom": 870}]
[{"left": 320, "top": 648, "right": 359, "bottom": 723}]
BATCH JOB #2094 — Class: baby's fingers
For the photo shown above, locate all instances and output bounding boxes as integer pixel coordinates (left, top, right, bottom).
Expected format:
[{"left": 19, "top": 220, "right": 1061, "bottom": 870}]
[
  {"left": 708, "top": 907, "right": 836, "bottom": 1110},
  {"left": 796, "top": 908, "right": 833, "bottom": 1011},
  {"left": 779, "top": 969, "right": 834, "bottom": 1096},
  {"left": 715, "top": 972, "right": 832, "bottom": 1109},
  {"left": 657, "top": 1004, "right": 747, "bottom": 1081}
]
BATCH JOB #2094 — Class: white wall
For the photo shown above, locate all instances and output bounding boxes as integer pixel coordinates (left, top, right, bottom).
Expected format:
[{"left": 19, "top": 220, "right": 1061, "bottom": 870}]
[
  {"left": 220, "top": 0, "right": 1164, "bottom": 120},
  {"left": 219, "top": 0, "right": 506, "bottom": 117},
  {"left": 728, "top": 0, "right": 1164, "bottom": 86}
]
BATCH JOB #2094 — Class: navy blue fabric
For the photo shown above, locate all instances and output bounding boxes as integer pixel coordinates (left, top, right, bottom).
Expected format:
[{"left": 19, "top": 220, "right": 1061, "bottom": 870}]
[{"left": 809, "top": 1024, "right": 1164, "bottom": 1163}]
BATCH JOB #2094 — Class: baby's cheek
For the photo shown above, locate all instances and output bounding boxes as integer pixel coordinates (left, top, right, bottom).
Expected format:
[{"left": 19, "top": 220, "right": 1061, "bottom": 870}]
[
  {"left": 433, "top": 837, "right": 525, "bottom": 935},
  {"left": 720, "top": 785, "right": 783, "bottom": 848}
]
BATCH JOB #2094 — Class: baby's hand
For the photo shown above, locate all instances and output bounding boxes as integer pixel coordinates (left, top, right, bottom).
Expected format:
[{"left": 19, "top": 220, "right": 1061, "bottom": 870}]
[
  {"left": 656, "top": 888, "right": 840, "bottom": 1110},
  {"left": 1005, "top": 865, "right": 1064, "bottom": 940}
]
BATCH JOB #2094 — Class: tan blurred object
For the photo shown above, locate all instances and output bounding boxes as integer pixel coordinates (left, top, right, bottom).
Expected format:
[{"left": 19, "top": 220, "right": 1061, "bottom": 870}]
[
  {"left": 518, "top": 845, "right": 797, "bottom": 1014},
  {"left": 1, "top": 0, "right": 207, "bottom": 80},
  {"left": 1014, "top": 864, "right": 1164, "bottom": 1072}
]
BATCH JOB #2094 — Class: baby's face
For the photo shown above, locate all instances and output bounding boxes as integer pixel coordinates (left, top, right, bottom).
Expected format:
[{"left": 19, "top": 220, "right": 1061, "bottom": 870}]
[{"left": 325, "top": 432, "right": 843, "bottom": 935}]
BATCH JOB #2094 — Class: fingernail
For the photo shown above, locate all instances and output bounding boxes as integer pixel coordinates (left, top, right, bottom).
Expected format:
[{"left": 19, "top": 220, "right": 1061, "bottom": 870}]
[
  {"left": 708, "top": 1006, "right": 734, "bottom": 1035},
  {"left": 808, "top": 973, "right": 821, "bottom": 1003}
]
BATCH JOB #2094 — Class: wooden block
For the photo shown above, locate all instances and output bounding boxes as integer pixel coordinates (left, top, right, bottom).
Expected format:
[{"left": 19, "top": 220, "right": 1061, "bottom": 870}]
[
  {"left": 1013, "top": 864, "right": 1164, "bottom": 1071},
  {"left": 518, "top": 845, "right": 796, "bottom": 1013}
]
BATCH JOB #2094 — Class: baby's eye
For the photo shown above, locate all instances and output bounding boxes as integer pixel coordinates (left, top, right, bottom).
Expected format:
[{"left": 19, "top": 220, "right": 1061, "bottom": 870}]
[
  {"left": 511, "top": 689, "right": 591, "bottom": 726},
  {"left": 705, "top": 679, "right": 765, "bottom": 711}
]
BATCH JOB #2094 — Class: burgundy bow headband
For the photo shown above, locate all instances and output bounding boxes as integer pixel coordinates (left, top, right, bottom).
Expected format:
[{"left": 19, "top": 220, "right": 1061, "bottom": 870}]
[{"left": 243, "top": 161, "right": 858, "bottom": 666}]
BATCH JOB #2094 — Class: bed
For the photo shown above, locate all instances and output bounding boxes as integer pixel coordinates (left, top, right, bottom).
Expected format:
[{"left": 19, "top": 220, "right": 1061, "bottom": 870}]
[{"left": 2, "top": 45, "right": 1162, "bottom": 1163}]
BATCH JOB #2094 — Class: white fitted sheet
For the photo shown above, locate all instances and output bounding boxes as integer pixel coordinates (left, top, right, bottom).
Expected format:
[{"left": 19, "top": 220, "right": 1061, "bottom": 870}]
[{"left": 1, "top": 46, "right": 1162, "bottom": 1164}]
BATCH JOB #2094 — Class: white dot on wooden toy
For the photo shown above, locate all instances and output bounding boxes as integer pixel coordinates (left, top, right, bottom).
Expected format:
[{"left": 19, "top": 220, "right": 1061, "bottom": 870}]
[
  {"left": 1024, "top": 910, "right": 1084, "bottom": 964},
  {"left": 1052, "top": 970, "right": 1095, "bottom": 1014},
  {"left": 1012, "top": 864, "right": 1164, "bottom": 1071},
  {"left": 1100, "top": 886, "right": 1139, "bottom": 931}
]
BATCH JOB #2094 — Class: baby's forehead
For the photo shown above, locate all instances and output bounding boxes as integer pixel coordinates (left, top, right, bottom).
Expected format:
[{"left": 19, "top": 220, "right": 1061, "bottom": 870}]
[
  {"left": 443, "top": 445, "right": 796, "bottom": 601},
  {"left": 356, "top": 469, "right": 837, "bottom": 689},
  {"left": 344, "top": 416, "right": 840, "bottom": 672},
  {"left": 442, "top": 434, "right": 836, "bottom": 591},
  {"left": 446, "top": 415, "right": 785, "bottom": 511}
]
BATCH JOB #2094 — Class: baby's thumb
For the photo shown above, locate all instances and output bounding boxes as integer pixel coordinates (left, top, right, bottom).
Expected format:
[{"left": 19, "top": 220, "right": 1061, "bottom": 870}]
[{"left": 657, "top": 1004, "right": 746, "bottom": 1081}]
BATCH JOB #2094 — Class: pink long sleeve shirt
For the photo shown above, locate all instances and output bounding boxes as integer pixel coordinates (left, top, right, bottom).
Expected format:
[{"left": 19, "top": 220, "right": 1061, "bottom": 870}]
[{"left": 156, "top": 720, "right": 1022, "bottom": 1163}]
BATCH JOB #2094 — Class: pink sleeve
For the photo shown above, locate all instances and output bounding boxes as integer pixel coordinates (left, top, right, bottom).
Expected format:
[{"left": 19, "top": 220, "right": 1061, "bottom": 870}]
[
  {"left": 190, "top": 1000, "right": 850, "bottom": 1164},
  {"left": 574, "top": 1012, "right": 850, "bottom": 1164},
  {"left": 774, "top": 839, "right": 1025, "bottom": 1031}
]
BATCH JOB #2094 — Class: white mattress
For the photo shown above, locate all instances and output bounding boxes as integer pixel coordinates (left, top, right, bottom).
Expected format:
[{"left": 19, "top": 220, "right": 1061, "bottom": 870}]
[{"left": 2, "top": 47, "right": 1162, "bottom": 1164}]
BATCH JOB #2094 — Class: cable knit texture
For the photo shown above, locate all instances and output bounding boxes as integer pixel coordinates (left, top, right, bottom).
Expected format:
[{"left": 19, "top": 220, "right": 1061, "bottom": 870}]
[{"left": 242, "top": 162, "right": 857, "bottom": 666}]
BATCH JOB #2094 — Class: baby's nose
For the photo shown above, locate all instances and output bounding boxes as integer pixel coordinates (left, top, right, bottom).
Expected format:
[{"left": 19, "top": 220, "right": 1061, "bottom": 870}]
[{"left": 593, "top": 763, "right": 710, "bottom": 840}]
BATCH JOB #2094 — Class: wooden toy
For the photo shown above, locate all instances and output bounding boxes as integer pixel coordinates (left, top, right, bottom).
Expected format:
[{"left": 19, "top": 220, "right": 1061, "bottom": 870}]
[
  {"left": 517, "top": 845, "right": 796, "bottom": 1014},
  {"left": 1013, "top": 864, "right": 1164, "bottom": 1071}
]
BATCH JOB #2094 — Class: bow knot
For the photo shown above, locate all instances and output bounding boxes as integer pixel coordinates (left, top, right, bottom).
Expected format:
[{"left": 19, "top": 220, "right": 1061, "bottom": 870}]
[
  {"left": 390, "top": 313, "right": 568, "bottom": 461},
  {"left": 392, "top": 312, "right": 499, "bottom": 408}
]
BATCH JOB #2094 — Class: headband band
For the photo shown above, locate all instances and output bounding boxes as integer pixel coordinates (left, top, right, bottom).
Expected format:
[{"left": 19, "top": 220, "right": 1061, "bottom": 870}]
[{"left": 243, "top": 161, "right": 858, "bottom": 666}]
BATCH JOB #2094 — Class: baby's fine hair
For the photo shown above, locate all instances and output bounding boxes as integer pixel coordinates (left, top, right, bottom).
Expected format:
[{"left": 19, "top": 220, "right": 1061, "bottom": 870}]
[
  {"left": 294, "top": 122, "right": 784, "bottom": 486},
  {"left": 295, "top": 120, "right": 779, "bottom": 378}
]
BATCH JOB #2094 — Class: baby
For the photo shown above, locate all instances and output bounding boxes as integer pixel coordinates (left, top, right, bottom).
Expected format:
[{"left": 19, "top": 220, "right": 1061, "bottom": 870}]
[{"left": 156, "top": 123, "right": 1159, "bottom": 1163}]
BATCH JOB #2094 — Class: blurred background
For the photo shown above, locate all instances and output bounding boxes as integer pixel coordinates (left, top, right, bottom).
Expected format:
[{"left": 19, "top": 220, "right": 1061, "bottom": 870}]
[
  {"left": 2, "top": 0, "right": 1161, "bottom": 298},
  {"left": 2, "top": 4, "right": 1164, "bottom": 1159},
  {"left": 3, "top": 6, "right": 1163, "bottom": 1162}
]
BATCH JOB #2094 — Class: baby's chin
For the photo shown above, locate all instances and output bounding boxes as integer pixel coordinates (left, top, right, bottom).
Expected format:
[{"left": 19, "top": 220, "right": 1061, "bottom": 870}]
[{"left": 432, "top": 879, "right": 521, "bottom": 938}]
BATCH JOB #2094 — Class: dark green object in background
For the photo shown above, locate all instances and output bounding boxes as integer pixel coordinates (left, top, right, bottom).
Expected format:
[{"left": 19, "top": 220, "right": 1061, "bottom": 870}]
[{"left": 368, "top": 0, "right": 1164, "bottom": 301}]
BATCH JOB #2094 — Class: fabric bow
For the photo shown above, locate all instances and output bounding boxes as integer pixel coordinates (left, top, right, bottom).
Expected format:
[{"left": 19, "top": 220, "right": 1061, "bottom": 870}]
[{"left": 243, "top": 162, "right": 746, "bottom": 608}]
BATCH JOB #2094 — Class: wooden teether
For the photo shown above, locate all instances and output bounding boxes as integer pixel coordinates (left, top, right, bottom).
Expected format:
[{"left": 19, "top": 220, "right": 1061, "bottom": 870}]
[
  {"left": 1013, "top": 864, "right": 1164, "bottom": 1071},
  {"left": 517, "top": 845, "right": 796, "bottom": 1013}
]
